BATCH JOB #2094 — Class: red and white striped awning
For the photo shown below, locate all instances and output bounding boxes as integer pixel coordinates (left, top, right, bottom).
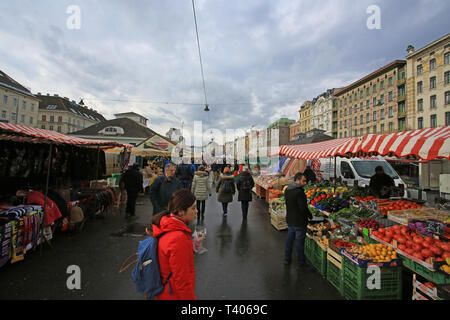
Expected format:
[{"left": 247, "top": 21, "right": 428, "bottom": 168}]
[
  {"left": 359, "top": 126, "right": 450, "bottom": 161},
  {"left": 0, "top": 122, "right": 132, "bottom": 150},
  {"left": 279, "top": 137, "right": 361, "bottom": 159},
  {"left": 279, "top": 126, "right": 450, "bottom": 161}
]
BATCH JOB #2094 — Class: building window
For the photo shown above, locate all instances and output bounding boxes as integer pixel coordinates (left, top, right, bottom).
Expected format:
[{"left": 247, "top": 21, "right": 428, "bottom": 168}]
[
  {"left": 22, "top": 101, "right": 26, "bottom": 110},
  {"left": 354, "top": 117, "right": 358, "bottom": 125},
  {"left": 31, "top": 103, "right": 34, "bottom": 112},
  {"left": 57, "top": 126, "right": 62, "bottom": 133},
  {"left": 417, "top": 64, "right": 423, "bottom": 76},
  {"left": 354, "top": 129, "right": 358, "bottom": 137},
  {"left": 367, "top": 127, "right": 370, "bottom": 134},
  {"left": 349, "top": 106, "right": 353, "bottom": 115},
  {"left": 358, "top": 103, "right": 362, "bottom": 112},
  {"left": 381, "top": 123, "right": 385, "bottom": 133},
  {"left": 2, "top": 95, "right": 7, "bottom": 105},
  {"left": 445, "top": 71, "right": 450, "bottom": 85},
  {"left": 380, "top": 94, "right": 385, "bottom": 104},
  {"left": 20, "top": 114, "right": 25, "bottom": 123},
  {"left": 389, "top": 122, "right": 393, "bottom": 132},
  {"left": 360, "top": 115, "right": 364, "bottom": 124},
  {"left": 445, "top": 52, "right": 450, "bottom": 65},
  {"left": 58, "top": 116, "right": 62, "bottom": 123},
  {"left": 373, "top": 125, "right": 377, "bottom": 133},
  {"left": 344, "top": 131, "right": 347, "bottom": 138},
  {"left": 399, "top": 102, "right": 406, "bottom": 114},
  {"left": 366, "top": 87, "right": 370, "bottom": 96},
  {"left": 389, "top": 106, "right": 393, "bottom": 118},
  {"left": 344, "top": 109, "right": 347, "bottom": 116},
  {"left": 430, "top": 76, "right": 436, "bottom": 89},
  {"left": 1, "top": 110, "right": 6, "bottom": 119},
  {"left": 446, "top": 91, "right": 450, "bottom": 105},
  {"left": 11, "top": 113, "right": 16, "bottom": 121},
  {"left": 42, "top": 115, "right": 46, "bottom": 121},
  {"left": 29, "top": 117, "right": 33, "bottom": 125},
  {"left": 339, "top": 121, "right": 342, "bottom": 129},
  {"left": 13, "top": 98, "right": 17, "bottom": 107},
  {"left": 366, "top": 100, "right": 370, "bottom": 109},
  {"left": 373, "top": 84, "right": 377, "bottom": 93},
  {"left": 339, "top": 133, "right": 342, "bottom": 138},
  {"left": 417, "top": 81, "right": 423, "bottom": 93},
  {"left": 360, "top": 91, "right": 363, "bottom": 99},
  {"left": 446, "top": 112, "right": 450, "bottom": 126},
  {"left": 430, "top": 58, "right": 436, "bottom": 71},
  {"left": 41, "top": 125, "right": 45, "bottom": 129},
  {"left": 418, "top": 99, "right": 423, "bottom": 111},
  {"left": 344, "top": 120, "right": 347, "bottom": 128},
  {"left": 50, "top": 115, "right": 54, "bottom": 122},
  {"left": 430, "top": 114, "right": 437, "bottom": 128},
  {"left": 430, "top": 95, "right": 437, "bottom": 109},
  {"left": 418, "top": 117, "right": 423, "bottom": 129},
  {"left": 388, "top": 91, "right": 393, "bottom": 102},
  {"left": 366, "top": 113, "right": 370, "bottom": 123},
  {"left": 380, "top": 109, "right": 385, "bottom": 120},
  {"left": 373, "top": 97, "right": 377, "bottom": 106},
  {"left": 49, "top": 125, "right": 54, "bottom": 131},
  {"left": 380, "top": 80, "right": 384, "bottom": 90},
  {"left": 373, "top": 111, "right": 377, "bottom": 121},
  {"left": 389, "top": 77, "right": 393, "bottom": 86}
]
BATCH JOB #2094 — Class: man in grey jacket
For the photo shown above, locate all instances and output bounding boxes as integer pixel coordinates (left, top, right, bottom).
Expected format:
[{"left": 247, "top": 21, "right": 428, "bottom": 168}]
[{"left": 149, "top": 163, "right": 183, "bottom": 215}]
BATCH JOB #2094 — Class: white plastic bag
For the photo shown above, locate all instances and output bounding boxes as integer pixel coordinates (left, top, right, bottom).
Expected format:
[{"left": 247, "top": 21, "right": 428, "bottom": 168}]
[{"left": 192, "top": 227, "right": 208, "bottom": 255}]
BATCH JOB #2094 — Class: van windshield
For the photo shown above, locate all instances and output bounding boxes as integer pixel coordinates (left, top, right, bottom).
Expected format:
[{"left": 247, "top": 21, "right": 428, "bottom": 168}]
[{"left": 350, "top": 161, "right": 399, "bottom": 179}]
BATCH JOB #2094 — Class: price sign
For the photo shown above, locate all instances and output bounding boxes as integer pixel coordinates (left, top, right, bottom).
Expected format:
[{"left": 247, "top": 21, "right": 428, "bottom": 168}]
[{"left": 363, "top": 227, "right": 369, "bottom": 237}]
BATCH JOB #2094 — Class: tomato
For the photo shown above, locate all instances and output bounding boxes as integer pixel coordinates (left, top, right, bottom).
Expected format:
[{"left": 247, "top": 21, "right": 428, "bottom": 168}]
[
  {"left": 413, "top": 252, "right": 424, "bottom": 261},
  {"left": 422, "top": 241, "right": 431, "bottom": 249},
  {"left": 385, "top": 230, "right": 394, "bottom": 238},
  {"left": 421, "top": 249, "right": 433, "bottom": 258},
  {"left": 413, "top": 236, "right": 424, "bottom": 244},
  {"left": 378, "top": 228, "right": 386, "bottom": 235},
  {"left": 413, "top": 243, "right": 423, "bottom": 252},
  {"left": 430, "top": 245, "right": 443, "bottom": 256},
  {"left": 406, "top": 240, "right": 414, "bottom": 248},
  {"left": 397, "top": 236, "right": 406, "bottom": 244},
  {"left": 437, "top": 242, "right": 450, "bottom": 252},
  {"left": 398, "top": 244, "right": 407, "bottom": 251},
  {"left": 405, "top": 248, "right": 415, "bottom": 255},
  {"left": 442, "top": 252, "right": 450, "bottom": 259}
]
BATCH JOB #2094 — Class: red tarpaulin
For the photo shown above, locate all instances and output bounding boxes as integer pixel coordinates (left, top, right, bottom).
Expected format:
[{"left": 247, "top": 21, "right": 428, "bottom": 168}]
[
  {"left": 279, "top": 126, "right": 450, "bottom": 161},
  {"left": 0, "top": 122, "right": 132, "bottom": 150}
]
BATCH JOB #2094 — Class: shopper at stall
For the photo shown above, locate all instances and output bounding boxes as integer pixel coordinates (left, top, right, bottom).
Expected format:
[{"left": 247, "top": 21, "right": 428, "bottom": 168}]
[
  {"left": 284, "top": 172, "right": 313, "bottom": 269},
  {"left": 122, "top": 163, "right": 144, "bottom": 219},
  {"left": 191, "top": 165, "right": 211, "bottom": 222},
  {"left": 369, "top": 166, "right": 395, "bottom": 199},
  {"left": 303, "top": 166, "right": 317, "bottom": 184},
  {"left": 216, "top": 167, "right": 236, "bottom": 217},
  {"left": 211, "top": 161, "right": 220, "bottom": 186},
  {"left": 236, "top": 166, "right": 254, "bottom": 220},
  {"left": 150, "top": 163, "right": 183, "bottom": 215},
  {"left": 152, "top": 189, "right": 198, "bottom": 300}
]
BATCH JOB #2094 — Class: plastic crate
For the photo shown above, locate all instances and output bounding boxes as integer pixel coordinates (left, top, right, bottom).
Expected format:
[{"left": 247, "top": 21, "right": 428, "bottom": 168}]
[
  {"left": 342, "top": 256, "right": 402, "bottom": 300},
  {"left": 414, "top": 263, "right": 450, "bottom": 285},
  {"left": 305, "top": 236, "right": 313, "bottom": 261},
  {"left": 327, "top": 250, "right": 344, "bottom": 295},
  {"left": 310, "top": 239, "right": 327, "bottom": 277}
]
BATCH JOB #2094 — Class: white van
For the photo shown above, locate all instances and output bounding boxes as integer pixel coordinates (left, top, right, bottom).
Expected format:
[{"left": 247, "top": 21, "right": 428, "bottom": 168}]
[{"left": 313, "top": 156, "right": 408, "bottom": 197}]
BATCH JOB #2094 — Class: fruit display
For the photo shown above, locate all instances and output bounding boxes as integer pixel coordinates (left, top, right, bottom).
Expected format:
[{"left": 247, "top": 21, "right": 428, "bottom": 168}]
[
  {"left": 313, "top": 197, "right": 350, "bottom": 213},
  {"left": 372, "top": 225, "right": 450, "bottom": 263},
  {"left": 440, "top": 258, "right": 450, "bottom": 275},
  {"left": 357, "top": 218, "right": 383, "bottom": 231},
  {"left": 330, "top": 238, "right": 358, "bottom": 250},
  {"left": 359, "top": 243, "right": 398, "bottom": 263},
  {"left": 379, "top": 200, "right": 423, "bottom": 217}
]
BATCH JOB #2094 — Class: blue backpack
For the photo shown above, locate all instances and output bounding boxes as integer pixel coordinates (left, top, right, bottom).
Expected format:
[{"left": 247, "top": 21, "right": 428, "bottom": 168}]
[{"left": 119, "top": 232, "right": 172, "bottom": 300}]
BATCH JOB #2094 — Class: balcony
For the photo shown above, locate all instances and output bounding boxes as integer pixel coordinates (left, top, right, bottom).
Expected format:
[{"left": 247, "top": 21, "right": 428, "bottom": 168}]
[
  {"left": 397, "top": 93, "right": 406, "bottom": 102},
  {"left": 397, "top": 78, "right": 406, "bottom": 86}
]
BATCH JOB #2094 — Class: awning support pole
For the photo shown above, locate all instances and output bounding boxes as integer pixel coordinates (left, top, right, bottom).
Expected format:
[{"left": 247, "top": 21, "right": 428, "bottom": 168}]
[
  {"left": 334, "top": 156, "right": 337, "bottom": 191},
  {"left": 95, "top": 145, "right": 100, "bottom": 180},
  {"left": 40, "top": 143, "right": 53, "bottom": 255}
]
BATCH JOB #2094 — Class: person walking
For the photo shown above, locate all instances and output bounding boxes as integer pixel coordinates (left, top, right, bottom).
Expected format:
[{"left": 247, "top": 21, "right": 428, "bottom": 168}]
[
  {"left": 236, "top": 166, "right": 254, "bottom": 220},
  {"left": 210, "top": 161, "right": 219, "bottom": 186},
  {"left": 216, "top": 167, "right": 235, "bottom": 217},
  {"left": 176, "top": 161, "right": 194, "bottom": 190},
  {"left": 191, "top": 165, "right": 211, "bottom": 222},
  {"left": 149, "top": 163, "right": 183, "bottom": 215},
  {"left": 122, "top": 163, "right": 143, "bottom": 219},
  {"left": 284, "top": 172, "right": 313, "bottom": 269},
  {"left": 152, "top": 189, "right": 198, "bottom": 300}
]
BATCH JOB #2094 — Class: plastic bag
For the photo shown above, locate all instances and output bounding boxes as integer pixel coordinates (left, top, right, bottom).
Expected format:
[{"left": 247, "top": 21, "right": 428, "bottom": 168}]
[{"left": 192, "top": 227, "right": 208, "bottom": 255}]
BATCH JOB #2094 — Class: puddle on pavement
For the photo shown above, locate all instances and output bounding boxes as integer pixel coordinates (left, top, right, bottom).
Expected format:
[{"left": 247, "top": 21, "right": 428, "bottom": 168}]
[{"left": 110, "top": 223, "right": 151, "bottom": 238}]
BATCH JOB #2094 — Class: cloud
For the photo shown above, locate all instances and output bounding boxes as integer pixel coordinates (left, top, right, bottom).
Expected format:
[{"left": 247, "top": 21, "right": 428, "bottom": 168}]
[{"left": 0, "top": 0, "right": 449, "bottom": 140}]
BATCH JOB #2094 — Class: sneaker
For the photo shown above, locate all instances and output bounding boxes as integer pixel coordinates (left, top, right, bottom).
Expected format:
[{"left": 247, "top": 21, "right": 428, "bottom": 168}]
[{"left": 223, "top": 212, "right": 228, "bottom": 217}]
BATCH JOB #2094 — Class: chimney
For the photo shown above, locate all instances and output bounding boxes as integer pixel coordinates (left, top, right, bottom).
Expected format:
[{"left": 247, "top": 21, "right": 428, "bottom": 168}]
[
  {"left": 53, "top": 94, "right": 59, "bottom": 97},
  {"left": 407, "top": 45, "right": 415, "bottom": 55}
]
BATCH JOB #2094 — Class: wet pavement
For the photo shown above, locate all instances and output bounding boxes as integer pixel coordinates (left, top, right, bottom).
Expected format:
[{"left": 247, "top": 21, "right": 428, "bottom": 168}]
[{"left": 0, "top": 186, "right": 343, "bottom": 300}]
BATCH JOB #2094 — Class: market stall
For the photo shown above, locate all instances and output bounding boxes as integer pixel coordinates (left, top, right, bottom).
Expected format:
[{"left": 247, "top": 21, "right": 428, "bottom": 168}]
[
  {"left": 0, "top": 123, "right": 132, "bottom": 269},
  {"left": 274, "top": 126, "right": 450, "bottom": 300}
]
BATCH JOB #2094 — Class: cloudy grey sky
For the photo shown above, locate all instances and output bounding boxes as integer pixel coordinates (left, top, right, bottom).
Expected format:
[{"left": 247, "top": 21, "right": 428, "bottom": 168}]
[{"left": 1, "top": 0, "right": 449, "bottom": 143}]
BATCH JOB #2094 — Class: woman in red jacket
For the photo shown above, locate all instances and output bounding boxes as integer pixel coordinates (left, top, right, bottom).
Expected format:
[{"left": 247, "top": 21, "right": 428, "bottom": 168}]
[{"left": 152, "top": 189, "right": 198, "bottom": 300}]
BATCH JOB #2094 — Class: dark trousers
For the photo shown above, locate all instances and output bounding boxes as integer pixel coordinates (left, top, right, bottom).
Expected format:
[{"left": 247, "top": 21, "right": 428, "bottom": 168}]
[
  {"left": 221, "top": 202, "right": 228, "bottom": 214},
  {"left": 197, "top": 200, "right": 206, "bottom": 218},
  {"left": 241, "top": 201, "right": 249, "bottom": 218},
  {"left": 126, "top": 192, "right": 138, "bottom": 216},
  {"left": 284, "top": 226, "right": 307, "bottom": 265}
]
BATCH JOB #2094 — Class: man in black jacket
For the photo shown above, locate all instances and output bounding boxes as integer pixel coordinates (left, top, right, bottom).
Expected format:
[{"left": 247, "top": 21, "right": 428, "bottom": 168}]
[
  {"left": 369, "top": 166, "right": 395, "bottom": 199},
  {"left": 123, "top": 163, "right": 143, "bottom": 219},
  {"left": 236, "top": 166, "right": 254, "bottom": 220},
  {"left": 150, "top": 163, "right": 183, "bottom": 215},
  {"left": 284, "top": 172, "right": 313, "bottom": 269},
  {"left": 176, "top": 161, "right": 194, "bottom": 189}
]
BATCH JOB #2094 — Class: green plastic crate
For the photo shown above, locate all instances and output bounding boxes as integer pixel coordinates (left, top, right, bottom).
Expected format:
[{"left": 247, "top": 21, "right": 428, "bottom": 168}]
[
  {"left": 305, "top": 236, "right": 313, "bottom": 261},
  {"left": 342, "top": 256, "right": 402, "bottom": 300},
  {"left": 414, "top": 263, "right": 450, "bottom": 285},
  {"left": 327, "top": 258, "right": 343, "bottom": 295},
  {"left": 310, "top": 239, "right": 327, "bottom": 277}
]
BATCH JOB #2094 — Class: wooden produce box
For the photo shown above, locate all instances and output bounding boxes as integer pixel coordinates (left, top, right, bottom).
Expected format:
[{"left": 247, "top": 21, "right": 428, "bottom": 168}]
[{"left": 270, "top": 209, "right": 287, "bottom": 231}]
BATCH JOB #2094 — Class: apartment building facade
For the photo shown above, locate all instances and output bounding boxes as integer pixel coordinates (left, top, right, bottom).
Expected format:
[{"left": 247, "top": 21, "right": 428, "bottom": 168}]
[
  {"left": 310, "top": 89, "right": 336, "bottom": 137},
  {"left": 333, "top": 60, "right": 407, "bottom": 139},
  {"left": 36, "top": 93, "right": 106, "bottom": 134},
  {"left": 406, "top": 33, "right": 450, "bottom": 130},
  {"left": 0, "top": 69, "right": 39, "bottom": 127}
]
